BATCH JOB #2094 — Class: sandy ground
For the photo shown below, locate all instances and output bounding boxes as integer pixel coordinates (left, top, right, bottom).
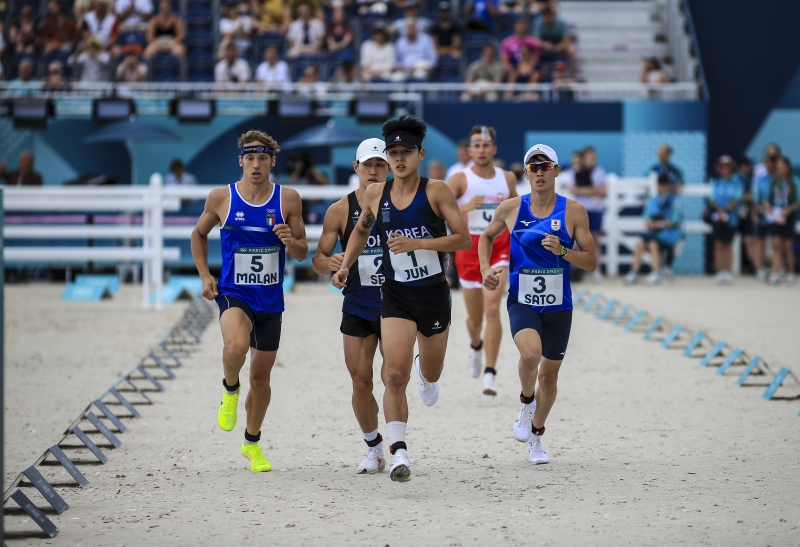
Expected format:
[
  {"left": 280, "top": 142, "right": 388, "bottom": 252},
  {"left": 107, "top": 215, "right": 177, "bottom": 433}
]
[{"left": 4, "top": 279, "right": 800, "bottom": 546}]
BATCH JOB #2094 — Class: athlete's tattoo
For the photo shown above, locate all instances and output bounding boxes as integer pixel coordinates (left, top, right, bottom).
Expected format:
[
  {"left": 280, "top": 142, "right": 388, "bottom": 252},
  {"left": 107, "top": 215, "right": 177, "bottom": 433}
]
[{"left": 361, "top": 213, "right": 376, "bottom": 229}]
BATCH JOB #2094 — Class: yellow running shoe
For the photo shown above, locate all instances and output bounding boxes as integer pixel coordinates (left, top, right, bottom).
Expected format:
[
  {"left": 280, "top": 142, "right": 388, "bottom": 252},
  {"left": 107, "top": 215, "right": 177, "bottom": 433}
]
[
  {"left": 217, "top": 388, "right": 239, "bottom": 431},
  {"left": 241, "top": 442, "right": 272, "bottom": 472}
]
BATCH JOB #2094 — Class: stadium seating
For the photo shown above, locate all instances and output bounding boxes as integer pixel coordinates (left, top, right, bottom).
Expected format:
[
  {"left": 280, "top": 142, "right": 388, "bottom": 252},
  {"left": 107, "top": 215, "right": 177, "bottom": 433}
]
[
  {"left": 149, "top": 54, "right": 182, "bottom": 82},
  {"left": 187, "top": 58, "right": 215, "bottom": 82}
]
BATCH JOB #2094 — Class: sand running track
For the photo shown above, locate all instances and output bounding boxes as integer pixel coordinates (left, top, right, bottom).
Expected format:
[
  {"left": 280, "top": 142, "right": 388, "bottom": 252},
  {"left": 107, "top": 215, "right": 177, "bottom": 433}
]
[{"left": 4, "top": 278, "right": 800, "bottom": 546}]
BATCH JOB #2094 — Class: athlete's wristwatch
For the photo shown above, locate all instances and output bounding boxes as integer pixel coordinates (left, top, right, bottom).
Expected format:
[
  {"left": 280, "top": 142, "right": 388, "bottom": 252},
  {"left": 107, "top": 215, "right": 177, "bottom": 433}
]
[{"left": 559, "top": 246, "right": 568, "bottom": 257}]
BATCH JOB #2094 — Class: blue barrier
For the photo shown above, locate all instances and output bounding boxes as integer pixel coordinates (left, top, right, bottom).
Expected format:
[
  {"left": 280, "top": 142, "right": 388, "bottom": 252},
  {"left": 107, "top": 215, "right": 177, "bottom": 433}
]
[
  {"left": 597, "top": 299, "right": 618, "bottom": 320},
  {"left": 683, "top": 330, "right": 706, "bottom": 357},
  {"left": 75, "top": 274, "right": 120, "bottom": 294},
  {"left": 660, "top": 325, "right": 684, "bottom": 348},
  {"left": 763, "top": 367, "right": 791, "bottom": 400},
  {"left": 62, "top": 283, "right": 111, "bottom": 301},
  {"left": 699, "top": 341, "right": 726, "bottom": 366},
  {"left": 612, "top": 304, "right": 632, "bottom": 325},
  {"left": 716, "top": 348, "right": 743, "bottom": 375},
  {"left": 643, "top": 316, "right": 664, "bottom": 340},
  {"left": 167, "top": 275, "right": 202, "bottom": 295},
  {"left": 736, "top": 356, "right": 762, "bottom": 386},
  {"left": 582, "top": 293, "right": 602, "bottom": 312},
  {"left": 573, "top": 289, "right": 589, "bottom": 306},
  {"left": 624, "top": 310, "right": 646, "bottom": 331}
]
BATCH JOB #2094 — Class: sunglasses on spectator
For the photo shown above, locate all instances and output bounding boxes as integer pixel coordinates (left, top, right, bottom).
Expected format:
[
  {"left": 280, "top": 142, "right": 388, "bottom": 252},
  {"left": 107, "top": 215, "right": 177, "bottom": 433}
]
[{"left": 526, "top": 161, "right": 557, "bottom": 173}]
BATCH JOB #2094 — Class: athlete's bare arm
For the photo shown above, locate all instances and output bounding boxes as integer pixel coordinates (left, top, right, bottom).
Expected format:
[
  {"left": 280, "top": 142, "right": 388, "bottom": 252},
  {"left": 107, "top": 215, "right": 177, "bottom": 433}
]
[
  {"left": 447, "top": 171, "right": 484, "bottom": 212},
  {"left": 541, "top": 200, "right": 597, "bottom": 272},
  {"left": 332, "top": 183, "right": 384, "bottom": 288},
  {"left": 504, "top": 170, "right": 519, "bottom": 198},
  {"left": 480, "top": 197, "right": 520, "bottom": 290},
  {"left": 274, "top": 187, "right": 309, "bottom": 262},
  {"left": 387, "top": 180, "right": 472, "bottom": 254},
  {"left": 312, "top": 197, "right": 347, "bottom": 274},
  {"left": 191, "top": 186, "right": 229, "bottom": 300}
]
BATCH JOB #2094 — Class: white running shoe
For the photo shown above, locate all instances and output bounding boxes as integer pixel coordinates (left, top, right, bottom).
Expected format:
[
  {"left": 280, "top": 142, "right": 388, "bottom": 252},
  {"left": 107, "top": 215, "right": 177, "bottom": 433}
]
[
  {"left": 756, "top": 268, "right": 769, "bottom": 282},
  {"left": 662, "top": 267, "right": 674, "bottom": 280},
  {"left": 467, "top": 346, "right": 482, "bottom": 378},
  {"left": 482, "top": 371, "right": 497, "bottom": 396},
  {"left": 357, "top": 445, "right": 386, "bottom": 474},
  {"left": 623, "top": 271, "right": 638, "bottom": 285},
  {"left": 769, "top": 273, "right": 781, "bottom": 285},
  {"left": 512, "top": 401, "right": 535, "bottom": 442},
  {"left": 645, "top": 271, "right": 662, "bottom": 285},
  {"left": 723, "top": 270, "right": 734, "bottom": 284},
  {"left": 416, "top": 355, "right": 439, "bottom": 406},
  {"left": 784, "top": 274, "right": 796, "bottom": 286},
  {"left": 714, "top": 270, "right": 726, "bottom": 284},
  {"left": 527, "top": 434, "right": 549, "bottom": 465},
  {"left": 389, "top": 450, "right": 411, "bottom": 482}
]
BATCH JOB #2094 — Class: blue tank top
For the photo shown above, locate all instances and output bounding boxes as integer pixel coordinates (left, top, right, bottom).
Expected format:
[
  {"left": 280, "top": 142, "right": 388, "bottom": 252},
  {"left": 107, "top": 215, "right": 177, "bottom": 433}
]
[
  {"left": 508, "top": 194, "right": 573, "bottom": 313},
  {"left": 217, "top": 182, "right": 286, "bottom": 313},
  {"left": 378, "top": 177, "right": 448, "bottom": 287},
  {"left": 342, "top": 191, "right": 382, "bottom": 321}
]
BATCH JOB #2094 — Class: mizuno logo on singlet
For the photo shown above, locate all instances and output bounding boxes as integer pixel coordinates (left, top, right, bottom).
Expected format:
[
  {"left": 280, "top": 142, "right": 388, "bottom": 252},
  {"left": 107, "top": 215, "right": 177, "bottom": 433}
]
[{"left": 520, "top": 219, "right": 535, "bottom": 226}]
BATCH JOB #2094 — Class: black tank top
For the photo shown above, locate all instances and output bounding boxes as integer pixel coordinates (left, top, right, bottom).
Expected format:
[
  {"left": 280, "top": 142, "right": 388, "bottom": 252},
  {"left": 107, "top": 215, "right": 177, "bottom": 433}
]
[
  {"left": 341, "top": 191, "right": 382, "bottom": 320},
  {"left": 154, "top": 20, "right": 177, "bottom": 39}
]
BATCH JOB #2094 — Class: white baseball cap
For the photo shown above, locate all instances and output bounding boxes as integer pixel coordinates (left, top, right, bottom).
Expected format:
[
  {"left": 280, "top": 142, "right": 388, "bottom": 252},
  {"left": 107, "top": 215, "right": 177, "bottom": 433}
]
[
  {"left": 356, "top": 138, "right": 387, "bottom": 163},
  {"left": 524, "top": 144, "right": 559, "bottom": 166}
]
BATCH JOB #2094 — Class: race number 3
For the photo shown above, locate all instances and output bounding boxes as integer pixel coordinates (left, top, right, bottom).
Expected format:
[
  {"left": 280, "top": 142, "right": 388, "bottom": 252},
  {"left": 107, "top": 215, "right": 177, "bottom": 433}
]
[
  {"left": 390, "top": 248, "right": 442, "bottom": 282},
  {"left": 518, "top": 268, "right": 563, "bottom": 306},
  {"left": 234, "top": 246, "right": 281, "bottom": 285},
  {"left": 357, "top": 247, "right": 384, "bottom": 286}
]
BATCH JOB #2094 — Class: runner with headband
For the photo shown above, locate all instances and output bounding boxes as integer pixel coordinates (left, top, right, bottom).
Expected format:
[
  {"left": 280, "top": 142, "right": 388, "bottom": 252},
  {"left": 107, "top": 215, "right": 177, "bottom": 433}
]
[
  {"left": 479, "top": 144, "right": 596, "bottom": 465},
  {"left": 191, "top": 130, "right": 308, "bottom": 472}
]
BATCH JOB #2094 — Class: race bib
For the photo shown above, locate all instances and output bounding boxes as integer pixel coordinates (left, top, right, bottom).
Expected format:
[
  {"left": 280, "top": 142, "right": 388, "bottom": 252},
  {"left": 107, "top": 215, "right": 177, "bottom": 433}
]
[
  {"left": 518, "top": 268, "right": 563, "bottom": 306},
  {"left": 356, "top": 247, "right": 384, "bottom": 286},
  {"left": 467, "top": 204, "right": 498, "bottom": 234},
  {"left": 390, "top": 248, "right": 442, "bottom": 283},
  {"left": 234, "top": 246, "right": 281, "bottom": 285}
]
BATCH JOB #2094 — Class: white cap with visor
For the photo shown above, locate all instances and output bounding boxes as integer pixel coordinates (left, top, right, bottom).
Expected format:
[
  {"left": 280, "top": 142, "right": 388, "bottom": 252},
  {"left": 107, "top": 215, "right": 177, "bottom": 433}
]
[
  {"left": 356, "top": 138, "right": 388, "bottom": 163},
  {"left": 524, "top": 144, "right": 559, "bottom": 166}
]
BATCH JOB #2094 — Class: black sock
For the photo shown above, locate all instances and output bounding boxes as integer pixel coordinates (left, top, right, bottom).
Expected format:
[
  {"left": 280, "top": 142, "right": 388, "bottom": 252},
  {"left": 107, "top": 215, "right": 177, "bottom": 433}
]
[
  {"left": 520, "top": 391, "right": 535, "bottom": 405},
  {"left": 471, "top": 340, "right": 483, "bottom": 351},
  {"left": 244, "top": 429, "right": 261, "bottom": 443},
  {"left": 223, "top": 378, "right": 240, "bottom": 393},
  {"left": 484, "top": 367, "right": 496, "bottom": 376}
]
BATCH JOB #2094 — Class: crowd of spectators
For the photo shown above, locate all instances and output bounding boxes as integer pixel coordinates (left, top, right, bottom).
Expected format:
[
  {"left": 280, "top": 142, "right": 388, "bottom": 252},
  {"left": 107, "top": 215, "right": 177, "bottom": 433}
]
[{"left": 0, "top": 0, "right": 576, "bottom": 93}]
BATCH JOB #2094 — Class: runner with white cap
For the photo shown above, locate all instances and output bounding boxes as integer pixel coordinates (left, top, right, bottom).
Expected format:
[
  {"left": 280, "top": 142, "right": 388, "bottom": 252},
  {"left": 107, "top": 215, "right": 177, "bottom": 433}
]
[
  {"left": 478, "top": 143, "right": 597, "bottom": 465},
  {"left": 312, "top": 138, "right": 391, "bottom": 474},
  {"left": 448, "top": 125, "right": 517, "bottom": 395}
]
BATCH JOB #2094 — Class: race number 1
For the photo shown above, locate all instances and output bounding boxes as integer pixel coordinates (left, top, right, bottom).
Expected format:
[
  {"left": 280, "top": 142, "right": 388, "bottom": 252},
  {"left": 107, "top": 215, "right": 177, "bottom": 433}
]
[
  {"left": 390, "top": 248, "right": 442, "bottom": 282},
  {"left": 234, "top": 246, "right": 281, "bottom": 285},
  {"left": 518, "top": 268, "right": 563, "bottom": 306}
]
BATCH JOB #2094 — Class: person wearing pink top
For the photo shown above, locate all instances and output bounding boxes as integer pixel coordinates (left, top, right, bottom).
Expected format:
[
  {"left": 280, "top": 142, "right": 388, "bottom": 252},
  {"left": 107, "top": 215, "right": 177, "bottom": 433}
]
[{"left": 499, "top": 17, "right": 539, "bottom": 72}]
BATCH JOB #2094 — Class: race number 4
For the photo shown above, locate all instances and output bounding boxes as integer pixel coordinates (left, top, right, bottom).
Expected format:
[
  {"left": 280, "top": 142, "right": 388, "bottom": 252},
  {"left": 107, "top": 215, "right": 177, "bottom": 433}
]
[
  {"left": 234, "top": 246, "right": 281, "bottom": 285},
  {"left": 390, "top": 248, "right": 442, "bottom": 282},
  {"left": 467, "top": 204, "right": 498, "bottom": 234},
  {"left": 518, "top": 268, "right": 563, "bottom": 306}
]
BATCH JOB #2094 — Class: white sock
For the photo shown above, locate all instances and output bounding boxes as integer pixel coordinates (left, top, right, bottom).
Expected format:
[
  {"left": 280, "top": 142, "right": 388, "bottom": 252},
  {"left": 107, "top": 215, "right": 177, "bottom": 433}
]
[
  {"left": 387, "top": 421, "right": 407, "bottom": 458},
  {"left": 362, "top": 428, "right": 380, "bottom": 443}
]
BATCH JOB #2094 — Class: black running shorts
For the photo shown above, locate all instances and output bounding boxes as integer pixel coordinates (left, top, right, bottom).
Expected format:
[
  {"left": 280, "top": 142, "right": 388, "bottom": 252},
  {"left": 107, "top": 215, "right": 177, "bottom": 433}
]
[
  {"left": 217, "top": 294, "right": 281, "bottom": 352},
  {"left": 381, "top": 278, "right": 451, "bottom": 338},
  {"left": 341, "top": 312, "right": 381, "bottom": 338}
]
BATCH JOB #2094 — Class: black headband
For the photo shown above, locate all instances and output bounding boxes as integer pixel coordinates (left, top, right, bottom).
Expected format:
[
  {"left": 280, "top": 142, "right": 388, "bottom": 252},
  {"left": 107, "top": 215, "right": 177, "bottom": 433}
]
[{"left": 240, "top": 145, "right": 275, "bottom": 156}]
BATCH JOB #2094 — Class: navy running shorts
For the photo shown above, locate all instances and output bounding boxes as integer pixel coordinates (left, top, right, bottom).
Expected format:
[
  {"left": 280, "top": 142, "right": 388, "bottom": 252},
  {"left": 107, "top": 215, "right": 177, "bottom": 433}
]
[
  {"left": 341, "top": 312, "right": 381, "bottom": 339},
  {"left": 587, "top": 211, "right": 603, "bottom": 233},
  {"left": 217, "top": 294, "right": 281, "bottom": 352},
  {"left": 507, "top": 301, "right": 572, "bottom": 361}
]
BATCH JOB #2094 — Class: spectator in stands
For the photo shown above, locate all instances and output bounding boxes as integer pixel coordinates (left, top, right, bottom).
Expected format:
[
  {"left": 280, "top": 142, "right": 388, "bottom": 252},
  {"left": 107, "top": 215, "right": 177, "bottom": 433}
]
[
  {"left": 463, "top": 0, "right": 498, "bottom": 32},
  {"left": 625, "top": 174, "right": 683, "bottom": 285},
  {"left": 357, "top": 0, "right": 390, "bottom": 16},
  {"left": 391, "top": 1, "right": 430, "bottom": 39},
  {"left": 41, "top": 0, "right": 79, "bottom": 56},
  {"left": 8, "top": 4, "right": 37, "bottom": 55},
  {"left": 571, "top": 146, "right": 607, "bottom": 279},
  {"left": 0, "top": 151, "right": 43, "bottom": 186},
  {"left": 250, "top": 0, "right": 290, "bottom": 34},
  {"left": 255, "top": 46, "right": 290, "bottom": 86},
  {"left": 499, "top": 0, "right": 525, "bottom": 14},
  {"left": 462, "top": 43, "right": 505, "bottom": 101},
  {"left": 215, "top": 42, "right": 252, "bottom": 82},
  {"left": 6, "top": 59, "right": 41, "bottom": 95},
  {"left": 74, "top": 0, "right": 95, "bottom": 28},
  {"left": 706, "top": 155, "right": 743, "bottom": 284},
  {"left": 359, "top": 24, "right": 395, "bottom": 82},
  {"left": 503, "top": 43, "right": 539, "bottom": 100},
  {"left": 71, "top": 36, "right": 113, "bottom": 81},
  {"left": 532, "top": 5, "right": 575, "bottom": 74},
  {"left": 296, "top": 63, "right": 321, "bottom": 87},
  {"left": 83, "top": 0, "right": 119, "bottom": 51},
  {"left": 641, "top": 56, "right": 669, "bottom": 84},
  {"left": 737, "top": 156, "right": 762, "bottom": 277},
  {"left": 429, "top": 2, "right": 462, "bottom": 58},
  {"left": 286, "top": 3, "right": 325, "bottom": 59},
  {"left": 427, "top": 160, "right": 446, "bottom": 181},
  {"left": 331, "top": 59, "right": 357, "bottom": 84},
  {"left": 116, "top": 52, "right": 148, "bottom": 81},
  {"left": 394, "top": 20, "right": 437, "bottom": 82},
  {"left": 325, "top": 6, "right": 353, "bottom": 56},
  {"left": 548, "top": 60, "right": 575, "bottom": 101},
  {"left": 218, "top": 1, "right": 253, "bottom": 58},
  {"left": 646, "top": 144, "right": 684, "bottom": 188},
  {"left": 165, "top": 158, "right": 198, "bottom": 185},
  {"left": 0, "top": 26, "right": 5, "bottom": 71},
  {"left": 144, "top": 0, "right": 185, "bottom": 59},
  {"left": 557, "top": 150, "right": 582, "bottom": 189},
  {"left": 115, "top": 0, "right": 153, "bottom": 31},
  {"left": 445, "top": 139, "right": 472, "bottom": 180},
  {"left": 287, "top": 151, "right": 329, "bottom": 223},
  {"left": 43, "top": 60, "right": 71, "bottom": 91},
  {"left": 500, "top": 17, "right": 539, "bottom": 72},
  {"left": 763, "top": 156, "right": 799, "bottom": 285}
]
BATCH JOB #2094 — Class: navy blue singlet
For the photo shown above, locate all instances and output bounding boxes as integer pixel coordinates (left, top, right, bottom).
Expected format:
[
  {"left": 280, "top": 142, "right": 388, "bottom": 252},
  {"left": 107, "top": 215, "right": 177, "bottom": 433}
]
[{"left": 342, "top": 191, "right": 383, "bottom": 321}]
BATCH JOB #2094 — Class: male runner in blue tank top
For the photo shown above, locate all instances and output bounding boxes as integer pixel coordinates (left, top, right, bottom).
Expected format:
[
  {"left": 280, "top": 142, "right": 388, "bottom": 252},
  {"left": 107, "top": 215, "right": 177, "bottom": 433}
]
[
  {"left": 332, "top": 116, "right": 471, "bottom": 482},
  {"left": 479, "top": 144, "right": 597, "bottom": 465},
  {"left": 312, "top": 138, "right": 390, "bottom": 475},
  {"left": 191, "top": 130, "right": 308, "bottom": 472}
]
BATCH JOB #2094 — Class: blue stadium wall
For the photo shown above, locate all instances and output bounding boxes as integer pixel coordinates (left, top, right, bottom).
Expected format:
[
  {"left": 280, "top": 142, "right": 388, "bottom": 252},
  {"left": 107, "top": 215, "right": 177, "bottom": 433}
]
[{"left": 0, "top": 100, "right": 708, "bottom": 273}]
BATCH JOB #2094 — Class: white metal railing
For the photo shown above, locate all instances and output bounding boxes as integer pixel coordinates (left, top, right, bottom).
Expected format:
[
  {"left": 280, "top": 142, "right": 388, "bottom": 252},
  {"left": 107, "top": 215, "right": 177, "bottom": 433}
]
[{"left": 665, "top": 0, "right": 699, "bottom": 86}]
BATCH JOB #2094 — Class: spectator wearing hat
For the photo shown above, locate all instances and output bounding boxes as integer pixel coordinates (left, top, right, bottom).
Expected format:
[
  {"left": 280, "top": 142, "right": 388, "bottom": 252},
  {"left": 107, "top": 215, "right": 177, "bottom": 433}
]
[
  {"left": 71, "top": 36, "right": 113, "bottom": 81},
  {"left": 500, "top": 17, "right": 540, "bottom": 72},
  {"left": 391, "top": 1, "right": 431, "bottom": 39},
  {"left": 429, "top": 2, "right": 462, "bottom": 58},
  {"left": 393, "top": 19, "right": 437, "bottom": 82},
  {"left": 0, "top": 151, "right": 43, "bottom": 186},
  {"left": 706, "top": 155, "right": 744, "bottom": 284},
  {"left": 115, "top": 0, "right": 153, "bottom": 31},
  {"left": 625, "top": 174, "right": 683, "bottom": 285},
  {"left": 41, "top": 0, "right": 80, "bottom": 56},
  {"left": 218, "top": 1, "right": 253, "bottom": 58},
  {"left": 359, "top": 24, "right": 395, "bottom": 82},
  {"left": 165, "top": 158, "right": 198, "bottom": 185},
  {"left": 116, "top": 52, "right": 148, "bottom": 81},
  {"left": 255, "top": 46, "right": 291, "bottom": 86},
  {"left": 286, "top": 3, "right": 325, "bottom": 59},
  {"left": 645, "top": 144, "right": 684, "bottom": 189},
  {"left": 215, "top": 42, "right": 252, "bottom": 82},
  {"left": 43, "top": 61, "right": 72, "bottom": 91},
  {"left": 6, "top": 59, "right": 41, "bottom": 96},
  {"left": 532, "top": 5, "right": 575, "bottom": 74},
  {"left": 463, "top": 0, "right": 498, "bottom": 32}
]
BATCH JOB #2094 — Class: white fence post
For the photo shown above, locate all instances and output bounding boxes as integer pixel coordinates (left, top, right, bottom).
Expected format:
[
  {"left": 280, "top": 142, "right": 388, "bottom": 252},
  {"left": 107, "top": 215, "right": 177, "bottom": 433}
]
[
  {"left": 605, "top": 174, "right": 620, "bottom": 276},
  {"left": 150, "top": 173, "right": 165, "bottom": 311},
  {"left": 141, "top": 207, "right": 151, "bottom": 310}
]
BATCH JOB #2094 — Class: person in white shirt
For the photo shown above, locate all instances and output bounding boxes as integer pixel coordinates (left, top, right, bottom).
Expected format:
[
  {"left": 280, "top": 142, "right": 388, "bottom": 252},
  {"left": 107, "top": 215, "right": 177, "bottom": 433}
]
[
  {"left": 390, "top": 1, "right": 431, "bottom": 39},
  {"left": 255, "top": 46, "right": 290, "bottom": 86},
  {"left": 394, "top": 20, "right": 437, "bottom": 81},
  {"left": 445, "top": 139, "right": 473, "bottom": 181},
  {"left": 285, "top": 3, "right": 324, "bottom": 59},
  {"left": 215, "top": 42, "right": 252, "bottom": 83},
  {"left": 569, "top": 146, "right": 606, "bottom": 279},
  {"left": 115, "top": 0, "right": 153, "bottom": 30},
  {"left": 165, "top": 158, "right": 198, "bottom": 185},
  {"left": 359, "top": 24, "right": 395, "bottom": 82},
  {"left": 218, "top": 1, "right": 253, "bottom": 58},
  {"left": 84, "top": 0, "right": 118, "bottom": 50}
]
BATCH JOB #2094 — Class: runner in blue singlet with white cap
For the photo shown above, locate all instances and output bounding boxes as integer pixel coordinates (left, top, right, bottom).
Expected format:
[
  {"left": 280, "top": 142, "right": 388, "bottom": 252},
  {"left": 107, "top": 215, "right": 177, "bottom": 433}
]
[
  {"left": 192, "top": 130, "right": 308, "bottom": 473},
  {"left": 479, "top": 144, "right": 597, "bottom": 466},
  {"left": 312, "top": 138, "right": 390, "bottom": 475}
]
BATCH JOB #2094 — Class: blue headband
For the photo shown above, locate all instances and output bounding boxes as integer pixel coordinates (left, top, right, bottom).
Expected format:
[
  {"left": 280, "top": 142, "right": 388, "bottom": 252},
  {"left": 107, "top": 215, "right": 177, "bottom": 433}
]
[{"left": 240, "top": 145, "right": 275, "bottom": 157}]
